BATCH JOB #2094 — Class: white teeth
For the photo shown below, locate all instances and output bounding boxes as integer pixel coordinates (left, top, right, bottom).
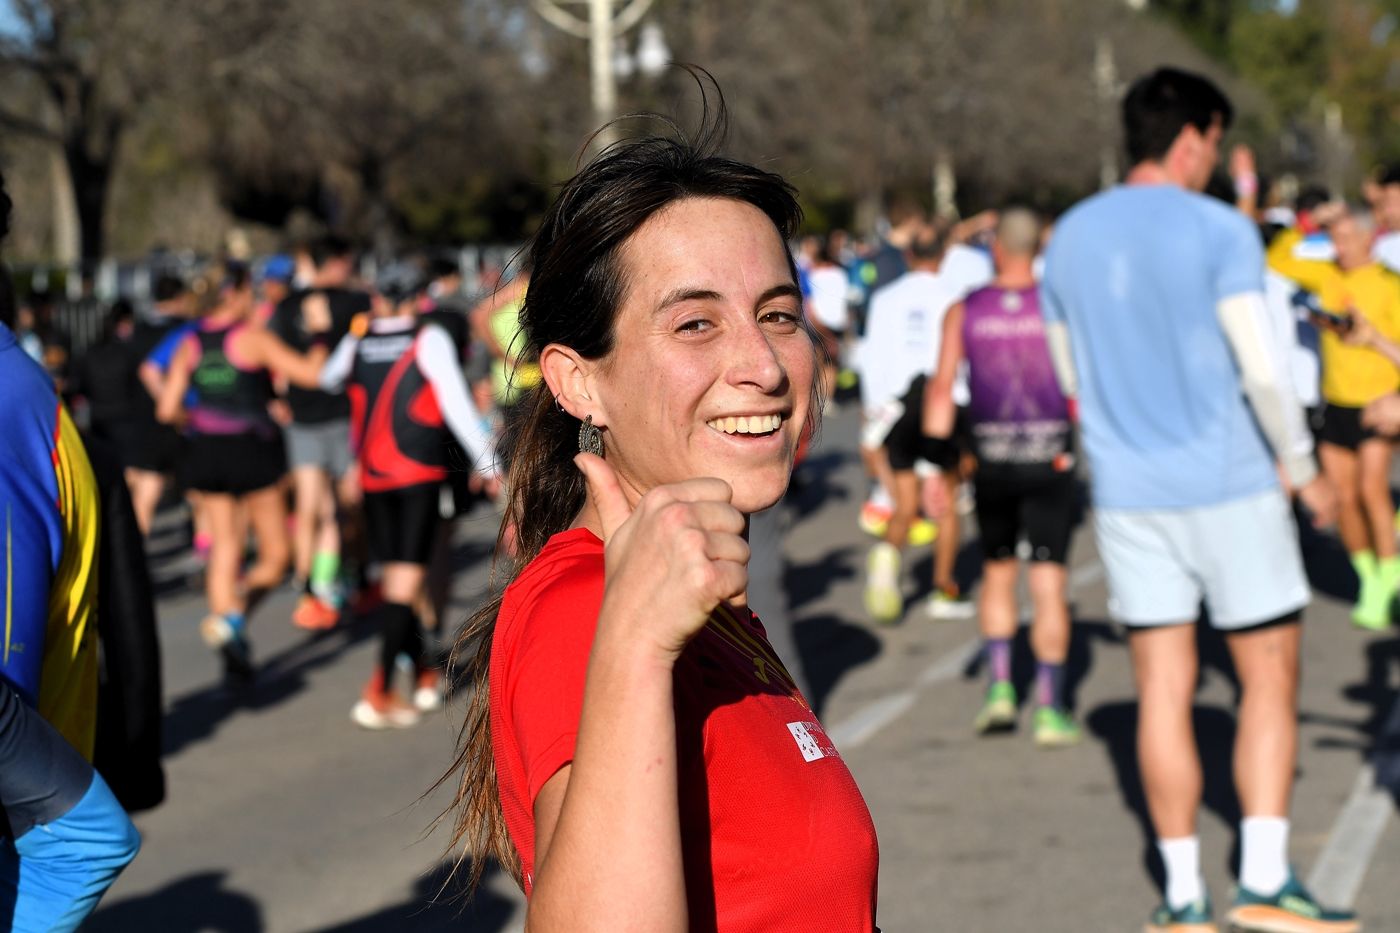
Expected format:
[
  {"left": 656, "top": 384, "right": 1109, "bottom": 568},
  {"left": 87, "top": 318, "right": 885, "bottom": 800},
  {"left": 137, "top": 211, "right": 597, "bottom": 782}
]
[{"left": 707, "top": 414, "right": 783, "bottom": 435}]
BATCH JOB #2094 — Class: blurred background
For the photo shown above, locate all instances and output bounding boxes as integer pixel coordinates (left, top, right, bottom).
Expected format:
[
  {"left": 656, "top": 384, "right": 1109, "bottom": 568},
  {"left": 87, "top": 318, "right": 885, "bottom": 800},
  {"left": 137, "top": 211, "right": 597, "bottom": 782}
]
[{"left": 0, "top": 0, "right": 1395, "bottom": 273}]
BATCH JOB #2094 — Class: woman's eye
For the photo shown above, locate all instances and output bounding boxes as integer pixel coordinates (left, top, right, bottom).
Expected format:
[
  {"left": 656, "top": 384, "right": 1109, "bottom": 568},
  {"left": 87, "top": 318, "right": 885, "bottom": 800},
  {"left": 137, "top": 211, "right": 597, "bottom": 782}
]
[{"left": 760, "top": 307, "right": 801, "bottom": 329}]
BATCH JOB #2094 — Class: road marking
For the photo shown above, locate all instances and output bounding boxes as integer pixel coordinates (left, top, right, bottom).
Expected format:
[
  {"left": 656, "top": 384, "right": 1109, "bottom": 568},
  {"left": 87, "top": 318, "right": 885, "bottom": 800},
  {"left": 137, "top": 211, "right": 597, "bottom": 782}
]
[
  {"left": 1307, "top": 690, "right": 1400, "bottom": 908},
  {"left": 829, "top": 561, "right": 1102, "bottom": 751}
]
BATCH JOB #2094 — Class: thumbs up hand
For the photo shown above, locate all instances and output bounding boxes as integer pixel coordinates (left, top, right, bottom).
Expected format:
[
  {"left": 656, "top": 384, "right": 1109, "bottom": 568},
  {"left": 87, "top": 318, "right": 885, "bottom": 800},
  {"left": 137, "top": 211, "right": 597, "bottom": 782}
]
[{"left": 575, "top": 453, "right": 750, "bottom": 663}]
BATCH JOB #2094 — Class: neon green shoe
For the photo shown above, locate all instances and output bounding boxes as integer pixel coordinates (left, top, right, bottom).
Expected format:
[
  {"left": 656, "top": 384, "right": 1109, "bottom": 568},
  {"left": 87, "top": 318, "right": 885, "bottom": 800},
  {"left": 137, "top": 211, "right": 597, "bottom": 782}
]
[
  {"left": 1033, "top": 706, "right": 1082, "bottom": 748},
  {"left": 974, "top": 680, "right": 1017, "bottom": 734},
  {"left": 907, "top": 517, "right": 938, "bottom": 547},
  {"left": 864, "top": 543, "right": 903, "bottom": 624},
  {"left": 836, "top": 368, "right": 858, "bottom": 391}
]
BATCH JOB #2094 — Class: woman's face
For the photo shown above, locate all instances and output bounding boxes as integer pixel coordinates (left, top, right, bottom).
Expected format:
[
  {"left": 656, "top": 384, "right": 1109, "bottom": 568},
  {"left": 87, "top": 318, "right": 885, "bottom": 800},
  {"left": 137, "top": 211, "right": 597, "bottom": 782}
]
[{"left": 590, "top": 196, "right": 814, "bottom": 515}]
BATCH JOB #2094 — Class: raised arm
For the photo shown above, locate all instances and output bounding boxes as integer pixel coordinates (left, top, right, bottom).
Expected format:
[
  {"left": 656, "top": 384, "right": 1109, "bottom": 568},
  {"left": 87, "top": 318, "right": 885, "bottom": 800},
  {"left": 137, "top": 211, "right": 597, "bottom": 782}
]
[
  {"left": 524, "top": 456, "right": 748, "bottom": 933},
  {"left": 243, "top": 328, "right": 328, "bottom": 389}
]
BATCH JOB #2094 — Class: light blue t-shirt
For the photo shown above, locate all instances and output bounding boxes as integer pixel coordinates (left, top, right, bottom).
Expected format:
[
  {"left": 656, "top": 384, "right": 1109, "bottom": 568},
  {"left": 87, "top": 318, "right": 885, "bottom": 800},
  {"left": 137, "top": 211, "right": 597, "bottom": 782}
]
[{"left": 1041, "top": 185, "right": 1277, "bottom": 510}]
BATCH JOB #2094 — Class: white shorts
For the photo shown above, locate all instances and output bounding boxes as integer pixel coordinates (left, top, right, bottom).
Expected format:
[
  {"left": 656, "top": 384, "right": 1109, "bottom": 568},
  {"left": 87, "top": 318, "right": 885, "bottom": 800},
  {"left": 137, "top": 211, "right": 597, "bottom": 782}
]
[{"left": 1093, "top": 488, "right": 1309, "bottom": 629}]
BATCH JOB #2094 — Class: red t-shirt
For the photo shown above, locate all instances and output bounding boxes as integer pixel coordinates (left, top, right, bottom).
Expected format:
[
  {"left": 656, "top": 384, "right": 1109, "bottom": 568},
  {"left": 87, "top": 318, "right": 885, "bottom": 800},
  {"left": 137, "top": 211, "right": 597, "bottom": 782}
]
[{"left": 490, "top": 527, "right": 880, "bottom": 932}]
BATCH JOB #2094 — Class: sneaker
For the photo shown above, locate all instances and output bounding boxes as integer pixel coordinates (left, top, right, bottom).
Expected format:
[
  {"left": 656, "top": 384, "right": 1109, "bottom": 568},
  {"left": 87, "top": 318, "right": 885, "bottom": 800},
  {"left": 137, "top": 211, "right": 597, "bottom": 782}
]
[
  {"left": 200, "top": 615, "right": 254, "bottom": 683},
  {"left": 864, "top": 543, "right": 903, "bottom": 623},
  {"left": 974, "top": 680, "right": 1018, "bottom": 734},
  {"left": 927, "top": 585, "right": 975, "bottom": 620},
  {"left": 1226, "top": 873, "right": 1359, "bottom": 933},
  {"left": 292, "top": 594, "right": 340, "bottom": 632},
  {"left": 858, "top": 501, "right": 891, "bottom": 538},
  {"left": 1145, "top": 895, "right": 1217, "bottom": 933},
  {"left": 907, "top": 517, "right": 938, "bottom": 547},
  {"left": 1033, "top": 706, "right": 1082, "bottom": 748},
  {"left": 413, "top": 668, "right": 446, "bottom": 712},
  {"left": 351, "top": 685, "right": 421, "bottom": 730},
  {"left": 836, "top": 368, "right": 858, "bottom": 391}
]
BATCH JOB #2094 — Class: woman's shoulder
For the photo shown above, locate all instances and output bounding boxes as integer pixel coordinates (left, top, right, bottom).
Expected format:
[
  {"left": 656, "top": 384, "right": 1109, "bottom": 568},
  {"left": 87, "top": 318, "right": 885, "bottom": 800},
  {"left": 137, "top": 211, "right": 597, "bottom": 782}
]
[{"left": 496, "top": 528, "right": 605, "bottom": 642}]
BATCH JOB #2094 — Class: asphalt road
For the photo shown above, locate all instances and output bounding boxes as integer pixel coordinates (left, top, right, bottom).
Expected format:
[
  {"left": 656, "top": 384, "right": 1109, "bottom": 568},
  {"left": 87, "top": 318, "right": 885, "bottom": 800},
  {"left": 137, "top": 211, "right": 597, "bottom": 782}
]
[{"left": 88, "top": 403, "right": 1400, "bottom": 932}]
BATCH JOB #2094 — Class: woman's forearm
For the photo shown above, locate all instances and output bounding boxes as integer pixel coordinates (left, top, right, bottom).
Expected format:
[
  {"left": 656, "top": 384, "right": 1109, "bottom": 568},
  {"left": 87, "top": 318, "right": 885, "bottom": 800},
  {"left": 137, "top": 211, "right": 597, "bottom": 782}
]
[{"left": 527, "top": 625, "right": 687, "bottom": 933}]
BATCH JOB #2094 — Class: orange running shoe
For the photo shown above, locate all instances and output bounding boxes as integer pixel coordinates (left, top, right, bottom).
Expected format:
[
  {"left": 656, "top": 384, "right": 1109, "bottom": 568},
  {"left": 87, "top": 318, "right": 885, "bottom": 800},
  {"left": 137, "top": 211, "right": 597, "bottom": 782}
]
[
  {"left": 412, "top": 668, "right": 446, "bottom": 712},
  {"left": 350, "top": 678, "right": 421, "bottom": 730},
  {"left": 292, "top": 594, "right": 340, "bottom": 631}
]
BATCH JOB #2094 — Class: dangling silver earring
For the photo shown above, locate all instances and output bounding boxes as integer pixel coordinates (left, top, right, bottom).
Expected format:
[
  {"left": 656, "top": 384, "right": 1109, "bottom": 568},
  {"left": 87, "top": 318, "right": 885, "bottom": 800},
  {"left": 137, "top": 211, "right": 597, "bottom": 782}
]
[{"left": 578, "top": 415, "right": 604, "bottom": 457}]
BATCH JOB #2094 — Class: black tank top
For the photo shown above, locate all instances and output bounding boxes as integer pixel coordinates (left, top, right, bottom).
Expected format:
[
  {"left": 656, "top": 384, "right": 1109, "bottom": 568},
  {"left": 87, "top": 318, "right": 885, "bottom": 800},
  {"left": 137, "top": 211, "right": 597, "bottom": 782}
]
[
  {"left": 189, "top": 324, "right": 274, "bottom": 435},
  {"left": 349, "top": 319, "right": 449, "bottom": 492}
]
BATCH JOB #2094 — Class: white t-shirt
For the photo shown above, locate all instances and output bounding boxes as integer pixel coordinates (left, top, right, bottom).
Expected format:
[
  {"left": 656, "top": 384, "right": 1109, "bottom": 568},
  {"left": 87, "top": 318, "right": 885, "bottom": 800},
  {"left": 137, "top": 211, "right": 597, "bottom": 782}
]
[
  {"left": 1374, "top": 231, "right": 1400, "bottom": 274},
  {"left": 857, "top": 269, "right": 967, "bottom": 413},
  {"left": 807, "top": 265, "right": 850, "bottom": 331}
]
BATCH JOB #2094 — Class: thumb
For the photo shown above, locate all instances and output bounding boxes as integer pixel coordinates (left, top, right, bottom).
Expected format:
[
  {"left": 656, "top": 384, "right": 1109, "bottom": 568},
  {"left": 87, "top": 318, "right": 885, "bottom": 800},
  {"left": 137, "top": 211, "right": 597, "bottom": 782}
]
[{"left": 575, "top": 452, "right": 632, "bottom": 542}]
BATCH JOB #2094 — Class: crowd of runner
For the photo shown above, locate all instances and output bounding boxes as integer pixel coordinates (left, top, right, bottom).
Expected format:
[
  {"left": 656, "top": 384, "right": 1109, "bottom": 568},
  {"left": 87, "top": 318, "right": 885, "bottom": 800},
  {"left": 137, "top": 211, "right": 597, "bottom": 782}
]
[{"left": 6, "top": 63, "right": 1400, "bottom": 932}]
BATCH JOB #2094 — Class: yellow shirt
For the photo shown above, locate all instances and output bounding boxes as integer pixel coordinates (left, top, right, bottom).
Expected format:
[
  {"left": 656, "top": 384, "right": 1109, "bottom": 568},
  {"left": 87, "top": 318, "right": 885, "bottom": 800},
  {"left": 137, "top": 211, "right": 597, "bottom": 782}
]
[{"left": 1267, "top": 229, "right": 1400, "bottom": 407}]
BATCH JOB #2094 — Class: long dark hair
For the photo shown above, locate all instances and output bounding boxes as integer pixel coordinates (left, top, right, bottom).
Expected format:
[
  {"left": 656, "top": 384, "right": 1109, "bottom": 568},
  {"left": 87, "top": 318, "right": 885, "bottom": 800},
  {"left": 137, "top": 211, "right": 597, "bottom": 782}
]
[{"left": 438, "top": 79, "right": 809, "bottom": 894}]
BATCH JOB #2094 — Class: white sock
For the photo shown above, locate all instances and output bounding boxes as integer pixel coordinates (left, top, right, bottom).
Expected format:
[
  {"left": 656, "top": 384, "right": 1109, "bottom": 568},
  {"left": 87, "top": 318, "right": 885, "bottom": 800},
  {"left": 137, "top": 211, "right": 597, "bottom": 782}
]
[
  {"left": 1158, "top": 836, "right": 1205, "bottom": 910},
  {"left": 868, "top": 484, "right": 893, "bottom": 511},
  {"left": 1239, "top": 816, "right": 1289, "bottom": 895}
]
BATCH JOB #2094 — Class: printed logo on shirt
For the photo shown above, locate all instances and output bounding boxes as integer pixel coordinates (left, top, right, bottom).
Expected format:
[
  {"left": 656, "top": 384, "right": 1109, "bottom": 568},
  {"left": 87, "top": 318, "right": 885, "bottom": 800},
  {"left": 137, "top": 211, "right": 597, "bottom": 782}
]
[
  {"left": 787, "top": 720, "right": 840, "bottom": 762},
  {"left": 704, "top": 604, "right": 809, "bottom": 711}
]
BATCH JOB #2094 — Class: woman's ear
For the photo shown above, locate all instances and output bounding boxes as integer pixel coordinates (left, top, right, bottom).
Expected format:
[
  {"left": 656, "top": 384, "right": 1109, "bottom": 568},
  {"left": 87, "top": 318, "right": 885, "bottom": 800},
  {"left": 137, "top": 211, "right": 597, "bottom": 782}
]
[{"left": 540, "top": 343, "right": 604, "bottom": 426}]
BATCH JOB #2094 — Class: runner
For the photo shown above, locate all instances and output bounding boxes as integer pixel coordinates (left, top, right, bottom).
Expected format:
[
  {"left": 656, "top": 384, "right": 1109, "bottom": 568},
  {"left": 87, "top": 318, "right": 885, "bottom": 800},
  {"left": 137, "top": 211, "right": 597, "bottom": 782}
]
[
  {"left": 804, "top": 233, "right": 850, "bottom": 406},
  {"left": 851, "top": 200, "right": 924, "bottom": 537},
  {"left": 1041, "top": 67, "right": 1354, "bottom": 932},
  {"left": 860, "top": 224, "right": 974, "bottom": 622},
  {"left": 922, "top": 208, "right": 1080, "bottom": 747},
  {"left": 269, "top": 235, "right": 368, "bottom": 630},
  {"left": 126, "top": 273, "right": 193, "bottom": 535},
  {"left": 317, "top": 263, "right": 497, "bottom": 728},
  {"left": 157, "top": 263, "right": 330, "bottom": 682},
  {"left": 1267, "top": 201, "right": 1400, "bottom": 631},
  {"left": 442, "top": 122, "right": 879, "bottom": 930}
]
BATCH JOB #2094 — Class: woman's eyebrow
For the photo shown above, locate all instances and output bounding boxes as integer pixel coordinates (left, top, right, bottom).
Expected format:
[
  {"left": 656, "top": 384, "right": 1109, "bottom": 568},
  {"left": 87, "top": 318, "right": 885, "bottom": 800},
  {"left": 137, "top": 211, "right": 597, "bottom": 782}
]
[{"left": 654, "top": 282, "right": 800, "bottom": 314}]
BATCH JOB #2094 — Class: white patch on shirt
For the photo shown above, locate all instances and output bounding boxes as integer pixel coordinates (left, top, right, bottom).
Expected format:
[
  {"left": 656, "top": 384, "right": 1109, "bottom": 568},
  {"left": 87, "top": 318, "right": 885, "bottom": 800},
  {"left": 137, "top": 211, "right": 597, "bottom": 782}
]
[{"left": 788, "top": 720, "right": 842, "bottom": 762}]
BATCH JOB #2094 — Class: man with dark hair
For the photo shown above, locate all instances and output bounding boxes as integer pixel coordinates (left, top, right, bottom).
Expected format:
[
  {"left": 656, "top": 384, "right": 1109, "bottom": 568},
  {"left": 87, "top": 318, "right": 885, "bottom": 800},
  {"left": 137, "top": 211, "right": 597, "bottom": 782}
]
[
  {"left": 270, "top": 234, "right": 370, "bottom": 630},
  {"left": 1042, "top": 67, "right": 1356, "bottom": 931}
]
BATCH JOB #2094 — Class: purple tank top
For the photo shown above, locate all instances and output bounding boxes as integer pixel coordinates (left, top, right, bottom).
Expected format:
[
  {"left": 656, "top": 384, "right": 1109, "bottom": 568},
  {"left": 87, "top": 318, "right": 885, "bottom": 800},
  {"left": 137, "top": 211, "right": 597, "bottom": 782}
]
[{"left": 962, "top": 285, "right": 1071, "bottom": 468}]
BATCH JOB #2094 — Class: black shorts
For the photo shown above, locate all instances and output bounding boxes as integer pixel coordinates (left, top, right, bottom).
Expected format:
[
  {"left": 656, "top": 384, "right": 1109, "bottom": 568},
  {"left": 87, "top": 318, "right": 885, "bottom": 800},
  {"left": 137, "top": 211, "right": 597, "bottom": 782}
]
[
  {"left": 125, "top": 420, "right": 185, "bottom": 474},
  {"left": 885, "top": 375, "right": 969, "bottom": 472},
  {"left": 363, "top": 484, "right": 442, "bottom": 565},
  {"left": 974, "top": 466, "right": 1077, "bottom": 564},
  {"left": 1317, "top": 403, "right": 1378, "bottom": 451},
  {"left": 182, "top": 432, "right": 286, "bottom": 495}
]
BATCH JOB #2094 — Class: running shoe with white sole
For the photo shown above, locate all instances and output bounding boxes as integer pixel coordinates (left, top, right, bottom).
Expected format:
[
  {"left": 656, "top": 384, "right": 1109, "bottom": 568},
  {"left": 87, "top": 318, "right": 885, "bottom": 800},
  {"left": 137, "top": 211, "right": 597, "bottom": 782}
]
[
  {"left": 200, "top": 614, "right": 255, "bottom": 683},
  {"left": 1032, "top": 706, "right": 1082, "bottom": 748},
  {"left": 1145, "top": 895, "right": 1217, "bottom": 933},
  {"left": 927, "top": 586, "right": 975, "bottom": 620},
  {"left": 974, "top": 680, "right": 1018, "bottom": 734},
  {"left": 907, "top": 517, "right": 938, "bottom": 547},
  {"left": 864, "top": 542, "right": 902, "bottom": 623},
  {"left": 351, "top": 686, "right": 421, "bottom": 730},
  {"left": 1226, "top": 873, "right": 1359, "bottom": 933},
  {"left": 412, "top": 668, "right": 446, "bottom": 712},
  {"left": 858, "top": 501, "right": 892, "bottom": 538}
]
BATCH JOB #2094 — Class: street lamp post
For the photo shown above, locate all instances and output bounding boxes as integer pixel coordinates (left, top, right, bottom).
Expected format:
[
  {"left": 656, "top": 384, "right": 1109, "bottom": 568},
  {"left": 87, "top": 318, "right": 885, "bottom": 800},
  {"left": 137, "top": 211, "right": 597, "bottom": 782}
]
[{"left": 532, "top": 0, "right": 665, "bottom": 149}]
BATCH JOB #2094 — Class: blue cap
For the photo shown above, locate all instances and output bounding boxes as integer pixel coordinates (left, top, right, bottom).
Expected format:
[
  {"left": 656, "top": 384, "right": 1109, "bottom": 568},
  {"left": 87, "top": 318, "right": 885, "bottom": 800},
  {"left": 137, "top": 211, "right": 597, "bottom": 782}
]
[{"left": 259, "top": 254, "right": 295, "bottom": 283}]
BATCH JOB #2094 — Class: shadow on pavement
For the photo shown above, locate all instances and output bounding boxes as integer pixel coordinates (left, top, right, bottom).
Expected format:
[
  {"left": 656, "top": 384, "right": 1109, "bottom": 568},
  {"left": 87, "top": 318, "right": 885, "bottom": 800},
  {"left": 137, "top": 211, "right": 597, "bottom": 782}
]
[
  {"left": 162, "top": 612, "right": 381, "bottom": 758},
  {"left": 88, "top": 870, "right": 263, "bottom": 932},
  {"left": 313, "top": 861, "right": 518, "bottom": 932},
  {"left": 1297, "top": 506, "right": 1360, "bottom": 603},
  {"left": 1087, "top": 700, "right": 1242, "bottom": 897},
  {"left": 792, "top": 612, "right": 882, "bottom": 718}
]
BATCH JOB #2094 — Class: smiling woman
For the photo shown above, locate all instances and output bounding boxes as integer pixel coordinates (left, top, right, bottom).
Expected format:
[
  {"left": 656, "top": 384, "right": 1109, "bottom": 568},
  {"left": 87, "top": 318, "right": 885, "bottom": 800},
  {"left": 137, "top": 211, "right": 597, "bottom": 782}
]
[{"left": 439, "top": 83, "right": 879, "bottom": 933}]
